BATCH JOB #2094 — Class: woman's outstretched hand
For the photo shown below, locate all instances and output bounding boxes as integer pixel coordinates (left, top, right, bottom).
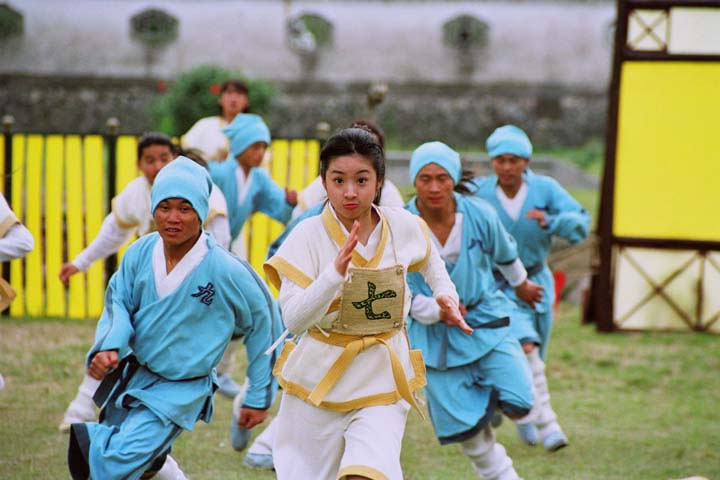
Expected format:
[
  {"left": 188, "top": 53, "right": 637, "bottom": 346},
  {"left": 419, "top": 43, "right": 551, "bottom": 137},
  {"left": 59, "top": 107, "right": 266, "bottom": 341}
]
[{"left": 437, "top": 295, "right": 473, "bottom": 335}]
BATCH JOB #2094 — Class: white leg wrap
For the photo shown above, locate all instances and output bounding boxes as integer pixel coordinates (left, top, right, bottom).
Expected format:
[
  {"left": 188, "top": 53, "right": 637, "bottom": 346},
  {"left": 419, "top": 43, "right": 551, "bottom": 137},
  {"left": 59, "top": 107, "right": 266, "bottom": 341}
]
[
  {"left": 79, "top": 373, "right": 101, "bottom": 397},
  {"left": 62, "top": 374, "right": 100, "bottom": 424},
  {"left": 516, "top": 349, "right": 558, "bottom": 432},
  {"left": 154, "top": 454, "right": 189, "bottom": 480},
  {"left": 232, "top": 379, "right": 249, "bottom": 418},
  {"left": 247, "top": 416, "right": 277, "bottom": 456},
  {"left": 216, "top": 339, "right": 238, "bottom": 376},
  {"left": 461, "top": 426, "right": 522, "bottom": 480}
]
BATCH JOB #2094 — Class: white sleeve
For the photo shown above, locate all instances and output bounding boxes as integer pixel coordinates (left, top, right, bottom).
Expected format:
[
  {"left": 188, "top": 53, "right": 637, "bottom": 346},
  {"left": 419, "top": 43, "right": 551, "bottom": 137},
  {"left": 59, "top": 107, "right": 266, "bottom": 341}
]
[
  {"left": 497, "top": 258, "right": 527, "bottom": 287},
  {"left": 379, "top": 180, "right": 406, "bottom": 207},
  {"left": 72, "top": 214, "right": 135, "bottom": 272},
  {"left": 278, "top": 263, "right": 345, "bottom": 335},
  {"left": 419, "top": 241, "right": 459, "bottom": 304},
  {"left": 0, "top": 223, "right": 34, "bottom": 262},
  {"left": 410, "top": 293, "right": 441, "bottom": 325},
  {"left": 206, "top": 216, "right": 231, "bottom": 250}
]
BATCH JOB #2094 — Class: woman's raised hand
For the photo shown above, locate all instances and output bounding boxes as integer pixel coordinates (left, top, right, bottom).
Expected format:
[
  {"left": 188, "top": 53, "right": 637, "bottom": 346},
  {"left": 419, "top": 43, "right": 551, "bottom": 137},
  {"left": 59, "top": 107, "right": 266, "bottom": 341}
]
[{"left": 335, "top": 220, "right": 360, "bottom": 276}]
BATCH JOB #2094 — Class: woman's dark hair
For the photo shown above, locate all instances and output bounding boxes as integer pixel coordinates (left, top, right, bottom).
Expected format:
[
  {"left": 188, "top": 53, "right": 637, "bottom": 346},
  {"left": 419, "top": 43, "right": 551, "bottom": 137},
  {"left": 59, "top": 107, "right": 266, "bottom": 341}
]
[
  {"left": 349, "top": 120, "right": 385, "bottom": 149},
  {"left": 218, "top": 79, "right": 251, "bottom": 114},
  {"left": 137, "top": 132, "right": 174, "bottom": 160},
  {"left": 320, "top": 127, "right": 385, "bottom": 203},
  {"left": 455, "top": 168, "right": 478, "bottom": 195},
  {"left": 179, "top": 148, "right": 209, "bottom": 170}
]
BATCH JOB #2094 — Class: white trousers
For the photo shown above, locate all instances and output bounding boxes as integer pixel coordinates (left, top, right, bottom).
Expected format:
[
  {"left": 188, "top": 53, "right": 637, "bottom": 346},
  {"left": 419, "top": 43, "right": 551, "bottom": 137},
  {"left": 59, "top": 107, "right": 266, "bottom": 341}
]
[{"left": 274, "top": 393, "right": 410, "bottom": 480}]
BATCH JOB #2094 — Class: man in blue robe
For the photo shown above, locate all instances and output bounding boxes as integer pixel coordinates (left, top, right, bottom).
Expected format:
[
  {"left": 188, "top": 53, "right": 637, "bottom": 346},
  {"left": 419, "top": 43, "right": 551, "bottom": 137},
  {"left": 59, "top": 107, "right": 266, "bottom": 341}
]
[
  {"left": 67, "top": 157, "right": 280, "bottom": 480},
  {"left": 475, "top": 125, "right": 591, "bottom": 451},
  {"left": 406, "top": 141, "right": 538, "bottom": 480}
]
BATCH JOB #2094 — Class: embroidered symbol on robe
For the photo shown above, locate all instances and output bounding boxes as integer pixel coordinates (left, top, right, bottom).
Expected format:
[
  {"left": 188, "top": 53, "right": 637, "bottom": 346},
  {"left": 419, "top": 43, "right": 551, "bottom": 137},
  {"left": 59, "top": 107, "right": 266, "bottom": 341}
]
[
  {"left": 352, "top": 281, "right": 397, "bottom": 320},
  {"left": 468, "top": 238, "right": 484, "bottom": 251},
  {"left": 191, "top": 282, "right": 215, "bottom": 306}
]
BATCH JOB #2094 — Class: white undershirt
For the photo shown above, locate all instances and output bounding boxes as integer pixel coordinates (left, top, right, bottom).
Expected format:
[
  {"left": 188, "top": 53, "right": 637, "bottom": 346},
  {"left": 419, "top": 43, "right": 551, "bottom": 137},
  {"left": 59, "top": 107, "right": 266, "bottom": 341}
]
[
  {"left": 496, "top": 182, "right": 528, "bottom": 221},
  {"left": 235, "top": 167, "right": 252, "bottom": 205},
  {"left": 410, "top": 213, "right": 463, "bottom": 324},
  {"left": 152, "top": 233, "right": 209, "bottom": 298}
]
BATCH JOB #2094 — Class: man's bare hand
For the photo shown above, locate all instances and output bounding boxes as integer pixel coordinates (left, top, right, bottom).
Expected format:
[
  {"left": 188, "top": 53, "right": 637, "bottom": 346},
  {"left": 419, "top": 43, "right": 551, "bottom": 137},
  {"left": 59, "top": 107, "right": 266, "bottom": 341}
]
[
  {"left": 238, "top": 407, "right": 267, "bottom": 429},
  {"left": 515, "top": 279, "right": 544, "bottom": 309},
  {"left": 59, "top": 263, "right": 79, "bottom": 285},
  {"left": 526, "top": 209, "right": 548, "bottom": 228},
  {"left": 88, "top": 350, "right": 119, "bottom": 380}
]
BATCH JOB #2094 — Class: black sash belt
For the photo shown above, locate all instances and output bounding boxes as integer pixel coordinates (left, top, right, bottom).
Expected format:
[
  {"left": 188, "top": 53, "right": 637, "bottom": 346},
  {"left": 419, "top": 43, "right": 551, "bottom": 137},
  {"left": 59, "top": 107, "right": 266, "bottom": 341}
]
[{"left": 92, "top": 355, "right": 141, "bottom": 409}]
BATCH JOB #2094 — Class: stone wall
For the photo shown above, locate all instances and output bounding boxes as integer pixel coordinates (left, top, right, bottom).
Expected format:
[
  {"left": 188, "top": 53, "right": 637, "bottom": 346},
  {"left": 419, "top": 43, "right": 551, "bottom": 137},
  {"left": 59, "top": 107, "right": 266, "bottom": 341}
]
[{"left": 0, "top": 75, "right": 606, "bottom": 148}]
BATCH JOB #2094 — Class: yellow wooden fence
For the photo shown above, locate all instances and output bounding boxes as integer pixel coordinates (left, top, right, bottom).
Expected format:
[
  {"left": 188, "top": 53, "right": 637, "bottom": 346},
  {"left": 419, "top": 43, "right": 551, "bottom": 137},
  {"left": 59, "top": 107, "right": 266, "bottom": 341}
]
[{"left": 0, "top": 134, "right": 319, "bottom": 319}]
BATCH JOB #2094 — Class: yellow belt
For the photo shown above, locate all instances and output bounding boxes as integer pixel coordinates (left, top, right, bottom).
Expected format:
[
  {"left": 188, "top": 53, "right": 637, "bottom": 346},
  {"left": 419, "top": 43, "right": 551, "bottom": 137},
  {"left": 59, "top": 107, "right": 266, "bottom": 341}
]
[{"left": 307, "top": 329, "right": 425, "bottom": 418}]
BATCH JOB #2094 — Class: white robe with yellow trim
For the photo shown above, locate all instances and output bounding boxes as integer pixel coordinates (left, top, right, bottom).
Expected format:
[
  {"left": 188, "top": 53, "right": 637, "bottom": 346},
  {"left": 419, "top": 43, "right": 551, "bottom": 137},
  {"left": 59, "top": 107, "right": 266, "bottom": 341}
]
[
  {"left": 265, "top": 205, "right": 458, "bottom": 410},
  {"left": 0, "top": 193, "right": 33, "bottom": 262},
  {"left": 181, "top": 116, "right": 230, "bottom": 162},
  {"left": 73, "top": 177, "right": 231, "bottom": 271}
]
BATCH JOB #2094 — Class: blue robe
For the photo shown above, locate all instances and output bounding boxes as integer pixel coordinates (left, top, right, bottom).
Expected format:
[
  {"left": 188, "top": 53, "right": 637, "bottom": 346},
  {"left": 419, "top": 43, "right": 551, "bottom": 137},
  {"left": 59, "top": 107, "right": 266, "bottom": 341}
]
[
  {"left": 209, "top": 161, "right": 293, "bottom": 240},
  {"left": 474, "top": 168, "right": 590, "bottom": 358},
  {"left": 405, "top": 194, "right": 533, "bottom": 443},
  {"left": 68, "top": 232, "right": 281, "bottom": 480}
]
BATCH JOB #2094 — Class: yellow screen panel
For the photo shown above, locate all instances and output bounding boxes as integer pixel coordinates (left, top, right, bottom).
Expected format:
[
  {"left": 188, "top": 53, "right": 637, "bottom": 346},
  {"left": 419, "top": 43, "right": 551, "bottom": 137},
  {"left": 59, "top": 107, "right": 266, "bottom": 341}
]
[{"left": 613, "top": 61, "right": 720, "bottom": 241}]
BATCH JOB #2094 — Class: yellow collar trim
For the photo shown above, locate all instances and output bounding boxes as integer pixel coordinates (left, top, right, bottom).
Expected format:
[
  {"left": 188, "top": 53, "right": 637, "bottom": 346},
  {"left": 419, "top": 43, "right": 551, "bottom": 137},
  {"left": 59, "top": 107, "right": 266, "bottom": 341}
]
[{"left": 321, "top": 204, "right": 388, "bottom": 269}]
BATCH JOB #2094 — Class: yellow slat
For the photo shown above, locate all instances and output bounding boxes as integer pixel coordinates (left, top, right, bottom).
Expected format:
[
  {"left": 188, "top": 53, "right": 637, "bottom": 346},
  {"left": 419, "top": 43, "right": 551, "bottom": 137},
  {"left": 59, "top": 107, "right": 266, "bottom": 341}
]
[
  {"left": 84, "top": 136, "right": 105, "bottom": 318},
  {"left": 24, "top": 135, "right": 44, "bottom": 316},
  {"left": 116, "top": 136, "right": 138, "bottom": 262},
  {"left": 288, "top": 140, "right": 307, "bottom": 192},
  {"left": 268, "top": 140, "right": 291, "bottom": 248},
  {"left": 306, "top": 139, "right": 320, "bottom": 185},
  {"left": 9, "top": 135, "right": 25, "bottom": 316},
  {"left": 249, "top": 213, "right": 271, "bottom": 280},
  {"left": 65, "top": 136, "right": 87, "bottom": 319},
  {"left": 116, "top": 135, "right": 138, "bottom": 192},
  {"left": 45, "top": 135, "right": 65, "bottom": 316}
]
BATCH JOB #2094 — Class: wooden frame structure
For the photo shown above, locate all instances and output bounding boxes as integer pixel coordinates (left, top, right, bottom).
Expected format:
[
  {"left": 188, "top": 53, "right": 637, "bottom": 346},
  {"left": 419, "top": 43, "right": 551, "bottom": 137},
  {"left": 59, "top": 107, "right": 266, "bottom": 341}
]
[{"left": 592, "top": 0, "right": 720, "bottom": 333}]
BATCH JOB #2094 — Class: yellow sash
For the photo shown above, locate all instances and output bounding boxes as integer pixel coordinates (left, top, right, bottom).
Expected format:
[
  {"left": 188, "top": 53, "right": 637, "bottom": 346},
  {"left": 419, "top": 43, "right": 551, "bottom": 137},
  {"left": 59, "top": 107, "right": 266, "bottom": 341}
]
[{"left": 305, "top": 329, "right": 425, "bottom": 418}]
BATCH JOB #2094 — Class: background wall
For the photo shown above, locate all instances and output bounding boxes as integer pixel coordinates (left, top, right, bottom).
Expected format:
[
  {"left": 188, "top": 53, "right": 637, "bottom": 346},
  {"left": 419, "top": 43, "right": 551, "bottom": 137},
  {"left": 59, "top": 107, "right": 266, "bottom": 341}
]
[{"left": 0, "top": 0, "right": 615, "bottom": 146}]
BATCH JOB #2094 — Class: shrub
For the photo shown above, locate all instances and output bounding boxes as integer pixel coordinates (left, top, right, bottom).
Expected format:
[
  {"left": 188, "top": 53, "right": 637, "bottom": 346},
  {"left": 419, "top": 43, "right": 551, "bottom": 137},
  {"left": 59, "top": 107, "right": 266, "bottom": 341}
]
[{"left": 149, "top": 64, "right": 276, "bottom": 136}]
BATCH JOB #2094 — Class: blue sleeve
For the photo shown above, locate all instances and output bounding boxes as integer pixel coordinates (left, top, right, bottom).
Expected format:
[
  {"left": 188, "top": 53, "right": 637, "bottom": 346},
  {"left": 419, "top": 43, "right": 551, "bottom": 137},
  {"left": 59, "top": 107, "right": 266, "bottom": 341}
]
[
  {"left": 86, "top": 246, "right": 138, "bottom": 367},
  {"left": 471, "top": 199, "right": 518, "bottom": 265},
  {"left": 545, "top": 180, "right": 590, "bottom": 244},
  {"left": 232, "top": 261, "right": 279, "bottom": 409},
  {"left": 255, "top": 170, "right": 293, "bottom": 224}
]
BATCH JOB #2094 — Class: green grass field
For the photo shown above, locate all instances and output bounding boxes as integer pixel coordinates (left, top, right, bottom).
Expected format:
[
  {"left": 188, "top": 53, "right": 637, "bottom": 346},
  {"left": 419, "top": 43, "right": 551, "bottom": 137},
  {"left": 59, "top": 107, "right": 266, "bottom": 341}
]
[{"left": 1, "top": 306, "right": 718, "bottom": 479}]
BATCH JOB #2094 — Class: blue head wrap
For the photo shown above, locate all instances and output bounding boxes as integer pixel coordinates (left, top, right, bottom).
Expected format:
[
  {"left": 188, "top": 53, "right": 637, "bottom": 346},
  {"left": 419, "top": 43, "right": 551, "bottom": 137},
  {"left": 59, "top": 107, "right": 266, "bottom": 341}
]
[
  {"left": 486, "top": 125, "right": 533, "bottom": 159},
  {"left": 224, "top": 113, "right": 271, "bottom": 158},
  {"left": 151, "top": 156, "right": 212, "bottom": 223},
  {"left": 409, "top": 141, "right": 462, "bottom": 185}
]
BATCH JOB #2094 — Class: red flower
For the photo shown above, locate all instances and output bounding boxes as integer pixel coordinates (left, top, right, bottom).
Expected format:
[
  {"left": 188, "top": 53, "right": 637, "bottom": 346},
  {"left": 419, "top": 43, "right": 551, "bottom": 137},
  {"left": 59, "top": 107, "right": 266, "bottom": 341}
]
[
  {"left": 209, "top": 83, "right": 221, "bottom": 95},
  {"left": 156, "top": 80, "right": 167, "bottom": 93}
]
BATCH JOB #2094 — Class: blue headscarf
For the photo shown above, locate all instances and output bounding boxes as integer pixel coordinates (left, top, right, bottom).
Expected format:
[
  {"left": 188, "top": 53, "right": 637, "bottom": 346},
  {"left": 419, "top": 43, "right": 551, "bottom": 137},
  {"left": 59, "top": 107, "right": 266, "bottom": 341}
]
[
  {"left": 224, "top": 113, "right": 271, "bottom": 158},
  {"left": 409, "top": 141, "right": 462, "bottom": 185},
  {"left": 151, "top": 156, "right": 212, "bottom": 222},
  {"left": 486, "top": 125, "right": 533, "bottom": 159}
]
